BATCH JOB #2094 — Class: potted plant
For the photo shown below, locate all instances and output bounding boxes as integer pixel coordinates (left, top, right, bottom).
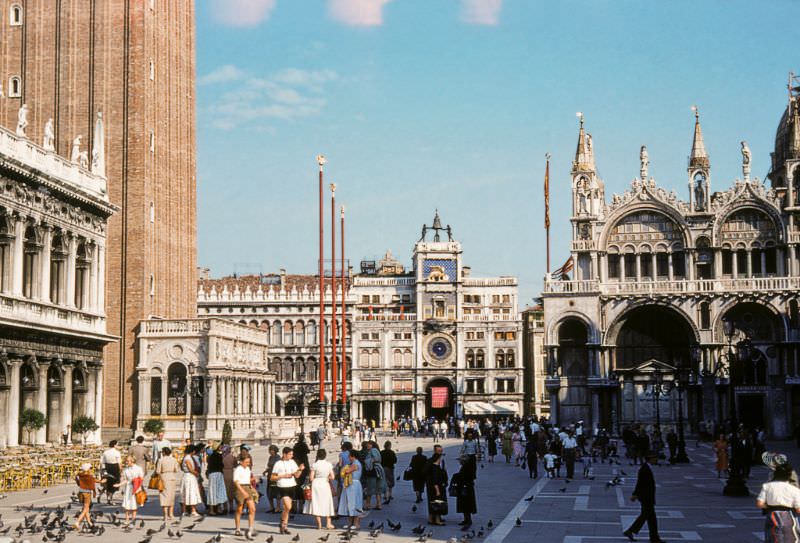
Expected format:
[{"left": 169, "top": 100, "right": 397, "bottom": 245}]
[
  {"left": 70, "top": 416, "right": 99, "bottom": 445},
  {"left": 19, "top": 408, "right": 47, "bottom": 445}
]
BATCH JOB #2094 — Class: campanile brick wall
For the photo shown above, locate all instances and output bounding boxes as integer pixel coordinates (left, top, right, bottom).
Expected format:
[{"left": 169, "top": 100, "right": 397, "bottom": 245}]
[{"left": 0, "top": 0, "right": 198, "bottom": 431}]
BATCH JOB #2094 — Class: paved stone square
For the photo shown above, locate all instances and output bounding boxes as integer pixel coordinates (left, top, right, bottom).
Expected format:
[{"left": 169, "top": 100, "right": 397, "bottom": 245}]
[{"left": 0, "top": 437, "right": 791, "bottom": 543}]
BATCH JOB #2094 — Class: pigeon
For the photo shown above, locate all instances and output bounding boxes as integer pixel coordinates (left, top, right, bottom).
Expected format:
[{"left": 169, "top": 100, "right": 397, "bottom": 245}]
[
  {"left": 318, "top": 534, "right": 330, "bottom": 542},
  {"left": 487, "top": 520, "right": 493, "bottom": 529},
  {"left": 515, "top": 518, "right": 521, "bottom": 527},
  {"left": 524, "top": 496, "right": 534, "bottom": 502},
  {"left": 620, "top": 470, "right": 628, "bottom": 476},
  {"left": 412, "top": 525, "right": 426, "bottom": 535},
  {"left": 477, "top": 528, "right": 484, "bottom": 538},
  {"left": 292, "top": 534, "right": 300, "bottom": 542},
  {"left": 176, "top": 530, "right": 183, "bottom": 538},
  {"left": 390, "top": 522, "right": 401, "bottom": 532},
  {"left": 559, "top": 487, "right": 567, "bottom": 493},
  {"left": 565, "top": 479, "right": 571, "bottom": 483},
  {"left": 184, "top": 523, "right": 197, "bottom": 531},
  {"left": 137, "top": 520, "right": 145, "bottom": 529},
  {"left": 265, "top": 535, "right": 274, "bottom": 543},
  {"left": 168, "top": 529, "right": 175, "bottom": 538},
  {"left": 139, "top": 537, "right": 153, "bottom": 543},
  {"left": 368, "top": 529, "right": 381, "bottom": 538},
  {"left": 146, "top": 528, "right": 158, "bottom": 536},
  {"left": 396, "top": 476, "right": 401, "bottom": 481},
  {"left": 411, "top": 505, "right": 417, "bottom": 513},
  {"left": 368, "top": 521, "right": 374, "bottom": 529},
  {"left": 43, "top": 490, "right": 49, "bottom": 494}
]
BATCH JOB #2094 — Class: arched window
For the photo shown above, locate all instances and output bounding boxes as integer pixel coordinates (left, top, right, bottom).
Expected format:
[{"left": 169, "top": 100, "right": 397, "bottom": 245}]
[
  {"left": 370, "top": 349, "right": 380, "bottom": 369},
  {"left": 282, "top": 359, "right": 293, "bottom": 382},
  {"left": 271, "top": 321, "right": 281, "bottom": 345},
  {"left": 47, "top": 365, "right": 62, "bottom": 389},
  {"left": 283, "top": 321, "right": 293, "bottom": 345},
  {"left": 700, "top": 301, "right": 711, "bottom": 330},
  {"left": 358, "top": 349, "right": 369, "bottom": 368},
  {"left": 9, "top": 4, "right": 22, "bottom": 25},
  {"left": 403, "top": 349, "right": 413, "bottom": 368},
  {"left": 20, "top": 363, "right": 36, "bottom": 388},
  {"left": 475, "top": 349, "right": 485, "bottom": 368},
  {"left": 495, "top": 349, "right": 506, "bottom": 368},
  {"left": 506, "top": 350, "right": 515, "bottom": 368},
  {"left": 393, "top": 349, "right": 402, "bottom": 367},
  {"left": 306, "top": 357, "right": 317, "bottom": 381},
  {"left": 150, "top": 375, "right": 162, "bottom": 415},
  {"left": 166, "top": 363, "right": 187, "bottom": 415},
  {"left": 466, "top": 349, "right": 475, "bottom": 368},
  {"left": 50, "top": 233, "right": 66, "bottom": 304},
  {"left": 306, "top": 320, "right": 317, "bottom": 345},
  {"left": 294, "top": 358, "right": 305, "bottom": 381},
  {"left": 270, "top": 357, "right": 282, "bottom": 375},
  {"left": 295, "top": 321, "right": 305, "bottom": 346},
  {"left": 0, "top": 362, "right": 7, "bottom": 387},
  {"left": 22, "top": 226, "right": 39, "bottom": 298},
  {"left": 9, "top": 77, "right": 21, "bottom": 97},
  {"left": 75, "top": 241, "right": 90, "bottom": 309}
]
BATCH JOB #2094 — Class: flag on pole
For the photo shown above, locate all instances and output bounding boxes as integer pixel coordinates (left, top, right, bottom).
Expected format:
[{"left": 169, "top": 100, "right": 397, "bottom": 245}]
[
  {"left": 544, "top": 155, "right": 550, "bottom": 229},
  {"left": 552, "top": 255, "right": 574, "bottom": 280}
]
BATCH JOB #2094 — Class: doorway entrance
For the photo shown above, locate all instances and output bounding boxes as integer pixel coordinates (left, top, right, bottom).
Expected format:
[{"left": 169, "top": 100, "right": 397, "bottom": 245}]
[
  {"left": 738, "top": 393, "right": 765, "bottom": 430},
  {"left": 361, "top": 400, "right": 380, "bottom": 423}
]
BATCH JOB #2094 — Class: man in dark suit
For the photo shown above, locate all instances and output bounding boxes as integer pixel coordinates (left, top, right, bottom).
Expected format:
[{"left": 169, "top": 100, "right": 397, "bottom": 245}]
[{"left": 624, "top": 451, "right": 664, "bottom": 542}]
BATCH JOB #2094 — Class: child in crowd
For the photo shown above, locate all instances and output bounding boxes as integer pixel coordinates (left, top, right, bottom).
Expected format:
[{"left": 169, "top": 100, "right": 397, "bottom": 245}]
[
  {"left": 581, "top": 450, "right": 593, "bottom": 478},
  {"left": 543, "top": 452, "right": 558, "bottom": 478}
]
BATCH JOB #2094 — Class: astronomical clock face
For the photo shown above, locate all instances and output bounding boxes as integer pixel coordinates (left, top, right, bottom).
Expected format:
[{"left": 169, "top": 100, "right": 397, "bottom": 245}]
[{"left": 425, "top": 334, "right": 454, "bottom": 367}]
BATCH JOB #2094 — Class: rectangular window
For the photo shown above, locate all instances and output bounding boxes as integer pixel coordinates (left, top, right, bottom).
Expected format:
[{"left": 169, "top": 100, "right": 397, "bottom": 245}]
[
  {"left": 494, "top": 331, "right": 504, "bottom": 341},
  {"left": 361, "top": 379, "right": 381, "bottom": 392},
  {"left": 466, "top": 379, "right": 484, "bottom": 394},
  {"left": 466, "top": 331, "right": 474, "bottom": 340},
  {"left": 624, "top": 254, "right": 636, "bottom": 280},
  {"left": 766, "top": 248, "right": 777, "bottom": 274},
  {"left": 495, "top": 378, "right": 515, "bottom": 393},
  {"left": 656, "top": 253, "right": 669, "bottom": 277},
  {"left": 392, "top": 378, "right": 413, "bottom": 392},
  {"left": 372, "top": 295, "right": 380, "bottom": 303},
  {"left": 673, "top": 251, "right": 686, "bottom": 278},
  {"left": 371, "top": 332, "right": 379, "bottom": 340},
  {"left": 404, "top": 332, "right": 412, "bottom": 339},
  {"left": 362, "top": 295, "right": 370, "bottom": 303},
  {"left": 505, "top": 331, "right": 516, "bottom": 340},
  {"left": 434, "top": 300, "right": 445, "bottom": 318},
  {"left": 608, "top": 254, "right": 620, "bottom": 279},
  {"left": 392, "top": 294, "right": 400, "bottom": 302},
  {"left": 393, "top": 333, "right": 402, "bottom": 340},
  {"left": 402, "top": 294, "right": 411, "bottom": 303},
  {"left": 640, "top": 254, "right": 652, "bottom": 278},
  {"left": 361, "top": 333, "right": 369, "bottom": 340},
  {"left": 502, "top": 294, "right": 510, "bottom": 303},
  {"left": 492, "top": 295, "right": 500, "bottom": 304},
  {"left": 476, "top": 331, "right": 484, "bottom": 339},
  {"left": 722, "top": 250, "right": 733, "bottom": 275},
  {"left": 736, "top": 250, "right": 747, "bottom": 276}
]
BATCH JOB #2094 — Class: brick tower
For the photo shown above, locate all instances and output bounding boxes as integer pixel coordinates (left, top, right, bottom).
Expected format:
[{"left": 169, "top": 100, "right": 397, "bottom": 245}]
[{"left": 0, "top": 1, "right": 197, "bottom": 436}]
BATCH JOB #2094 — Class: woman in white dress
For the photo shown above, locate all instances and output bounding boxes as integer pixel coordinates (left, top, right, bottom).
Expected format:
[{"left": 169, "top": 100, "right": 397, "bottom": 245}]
[
  {"left": 119, "top": 455, "right": 144, "bottom": 526},
  {"left": 337, "top": 450, "right": 363, "bottom": 529},
  {"left": 180, "top": 444, "right": 203, "bottom": 517},
  {"left": 306, "top": 449, "right": 336, "bottom": 529}
]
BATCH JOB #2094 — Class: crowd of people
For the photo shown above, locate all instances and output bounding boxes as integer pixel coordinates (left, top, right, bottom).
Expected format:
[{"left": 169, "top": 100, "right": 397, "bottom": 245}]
[{"left": 73, "top": 415, "right": 800, "bottom": 543}]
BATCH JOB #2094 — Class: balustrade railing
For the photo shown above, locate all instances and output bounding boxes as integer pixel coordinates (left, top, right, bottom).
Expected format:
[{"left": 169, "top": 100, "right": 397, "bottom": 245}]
[
  {"left": 544, "top": 276, "right": 800, "bottom": 296},
  {"left": 0, "top": 294, "right": 105, "bottom": 334}
]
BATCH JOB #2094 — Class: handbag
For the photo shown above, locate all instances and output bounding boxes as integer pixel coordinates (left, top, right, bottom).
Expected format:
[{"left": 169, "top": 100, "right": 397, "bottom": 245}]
[
  {"left": 430, "top": 499, "right": 448, "bottom": 515},
  {"left": 303, "top": 484, "right": 313, "bottom": 501},
  {"left": 135, "top": 489, "right": 148, "bottom": 506},
  {"left": 403, "top": 467, "right": 414, "bottom": 481},
  {"left": 148, "top": 473, "right": 164, "bottom": 492}
]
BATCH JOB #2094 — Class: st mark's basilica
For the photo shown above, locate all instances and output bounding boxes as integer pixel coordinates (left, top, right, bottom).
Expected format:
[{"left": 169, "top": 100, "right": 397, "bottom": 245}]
[{"left": 543, "top": 82, "right": 800, "bottom": 439}]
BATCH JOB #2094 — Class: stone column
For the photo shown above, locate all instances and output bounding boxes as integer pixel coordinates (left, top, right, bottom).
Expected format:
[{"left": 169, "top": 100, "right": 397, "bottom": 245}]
[
  {"left": 687, "top": 250, "right": 695, "bottom": 281},
  {"left": 89, "top": 242, "right": 99, "bottom": 311},
  {"left": 635, "top": 254, "right": 641, "bottom": 282},
  {"left": 65, "top": 235, "right": 78, "bottom": 307},
  {"left": 160, "top": 374, "right": 168, "bottom": 416},
  {"left": 93, "top": 367, "right": 104, "bottom": 444},
  {"left": 746, "top": 249, "right": 753, "bottom": 278},
  {"left": 11, "top": 216, "right": 24, "bottom": 295},
  {"left": 7, "top": 359, "right": 21, "bottom": 446},
  {"left": 789, "top": 246, "right": 796, "bottom": 277},
  {"left": 63, "top": 365, "right": 74, "bottom": 443},
  {"left": 590, "top": 391, "right": 600, "bottom": 432},
  {"left": 667, "top": 252, "right": 674, "bottom": 281},
  {"left": 138, "top": 374, "right": 151, "bottom": 417},
  {"left": 620, "top": 256, "right": 626, "bottom": 282},
  {"left": 36, "top": 362, "right": 50, "bottom": 444},
  {"left": 39, "top": 226, "right": 52, "bottom": 303},
  {"left": 96, "top": 244, "right": 105, "bottom": 312},
  {"left": 732, "top": 251, "right": 739, "bottom": 278},
  {"left": 714, "top": 249, "right": 722, "bottom": 279},
  {"left": 761, "top": 251, "right": 767, "bottom": 277},
  {"left": 650, "top": 253, "right": 657, "bottom": 281},
  {"left": 207, "top": 376, "right": 217, "bottom": 416}
]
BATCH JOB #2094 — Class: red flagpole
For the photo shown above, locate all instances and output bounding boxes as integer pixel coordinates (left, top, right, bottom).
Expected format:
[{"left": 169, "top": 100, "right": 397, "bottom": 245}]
[
  {"left": 340, "top": 205, "right": 347, "bottom": 407},
  {"left": 545, "top": 153, "right": 551, "bottom": 274},
  {"left": 331, "top": 184, "right": 338, "bottom": 407},
  {"left": 317, "top": 155, "right": 326, "bottom": 404}
]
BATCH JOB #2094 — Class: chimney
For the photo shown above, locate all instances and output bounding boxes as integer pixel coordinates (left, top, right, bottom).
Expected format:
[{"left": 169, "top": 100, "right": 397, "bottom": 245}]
[
  {"left": 279, "top": 268, "right": 287, "bottom": 288},
  {"left": 462, "top": 266, "right": 471, "bottom": 278}
]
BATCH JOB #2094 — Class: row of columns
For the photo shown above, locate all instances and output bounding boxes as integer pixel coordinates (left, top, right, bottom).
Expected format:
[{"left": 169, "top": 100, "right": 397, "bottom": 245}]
[
  {"left": 2, "top": 358, "right": 102, "bottom": 447},
  {"left": 3, "top": 216, "right": 104, "bottom": 311}
]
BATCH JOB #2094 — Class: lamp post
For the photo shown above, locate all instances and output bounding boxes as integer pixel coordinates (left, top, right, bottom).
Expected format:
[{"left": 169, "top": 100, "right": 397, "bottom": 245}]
[
  {"left": 644, "top": 367, "right": 672, "bottom": 431},
  {"left": 712, "top": 316, "right": 750, "bottom": 497},
  {"left": 671, "top": 346, "right": 698, "bottom": 464},
  {"left": 294, "top": 385, "right": 315, "bottom": 438},
  {"left": 186, "top": 362, "right": 203, "bottom": 443},
  {"left": 608, "top": 370, "right": 620, "bottom": 436}
]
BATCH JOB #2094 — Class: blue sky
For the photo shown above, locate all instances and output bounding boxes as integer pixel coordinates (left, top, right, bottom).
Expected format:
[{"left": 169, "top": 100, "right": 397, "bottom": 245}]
[{"left": 196, "top": 0, "right": 798, "bottom": 305}]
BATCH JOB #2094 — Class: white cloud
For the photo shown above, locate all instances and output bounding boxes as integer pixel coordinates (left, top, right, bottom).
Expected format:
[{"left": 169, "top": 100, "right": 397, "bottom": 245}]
[
  {"left": 198, "top": 64, "right": 245, "bottom": 86},
  {"left": 328, "top": 0, "right": 392, "bottom": 26},
  {"left": 461, "top": 0, "right": 502, "bottom": 25},
  {"left": 210, "top": 0, "right": 277, "bottom": 27},
  {"left": 205, "top": 67, "right": 338, "bottom": 130}
]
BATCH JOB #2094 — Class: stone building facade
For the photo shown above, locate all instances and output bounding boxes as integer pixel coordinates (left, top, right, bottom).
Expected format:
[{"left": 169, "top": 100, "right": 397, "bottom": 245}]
[
  {"left": 0, "top": 118, "right": 115, "bottom": 446},
  {"left": 522, "top": 305, "right": 548, "bottom": 417},
  {"left": 197, "top": 271, "right": 353, "bottom": 417},
  {"left": 351, "top": 214, "right": 524, "bottom": 421},
  {"left": 543, "top": 89, "right": 800, "bottom": 438},
  {"left": 0, "top": 1, "right": 198, "bottom": 437},
  {"left": 134, "top": 318, "right": 287, "bottom": 442}
]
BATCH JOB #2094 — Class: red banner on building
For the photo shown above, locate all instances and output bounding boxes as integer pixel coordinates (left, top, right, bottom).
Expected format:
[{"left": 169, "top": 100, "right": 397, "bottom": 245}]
[{"left": 431, "top": 387, "right": 449, "bottom": 408}]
